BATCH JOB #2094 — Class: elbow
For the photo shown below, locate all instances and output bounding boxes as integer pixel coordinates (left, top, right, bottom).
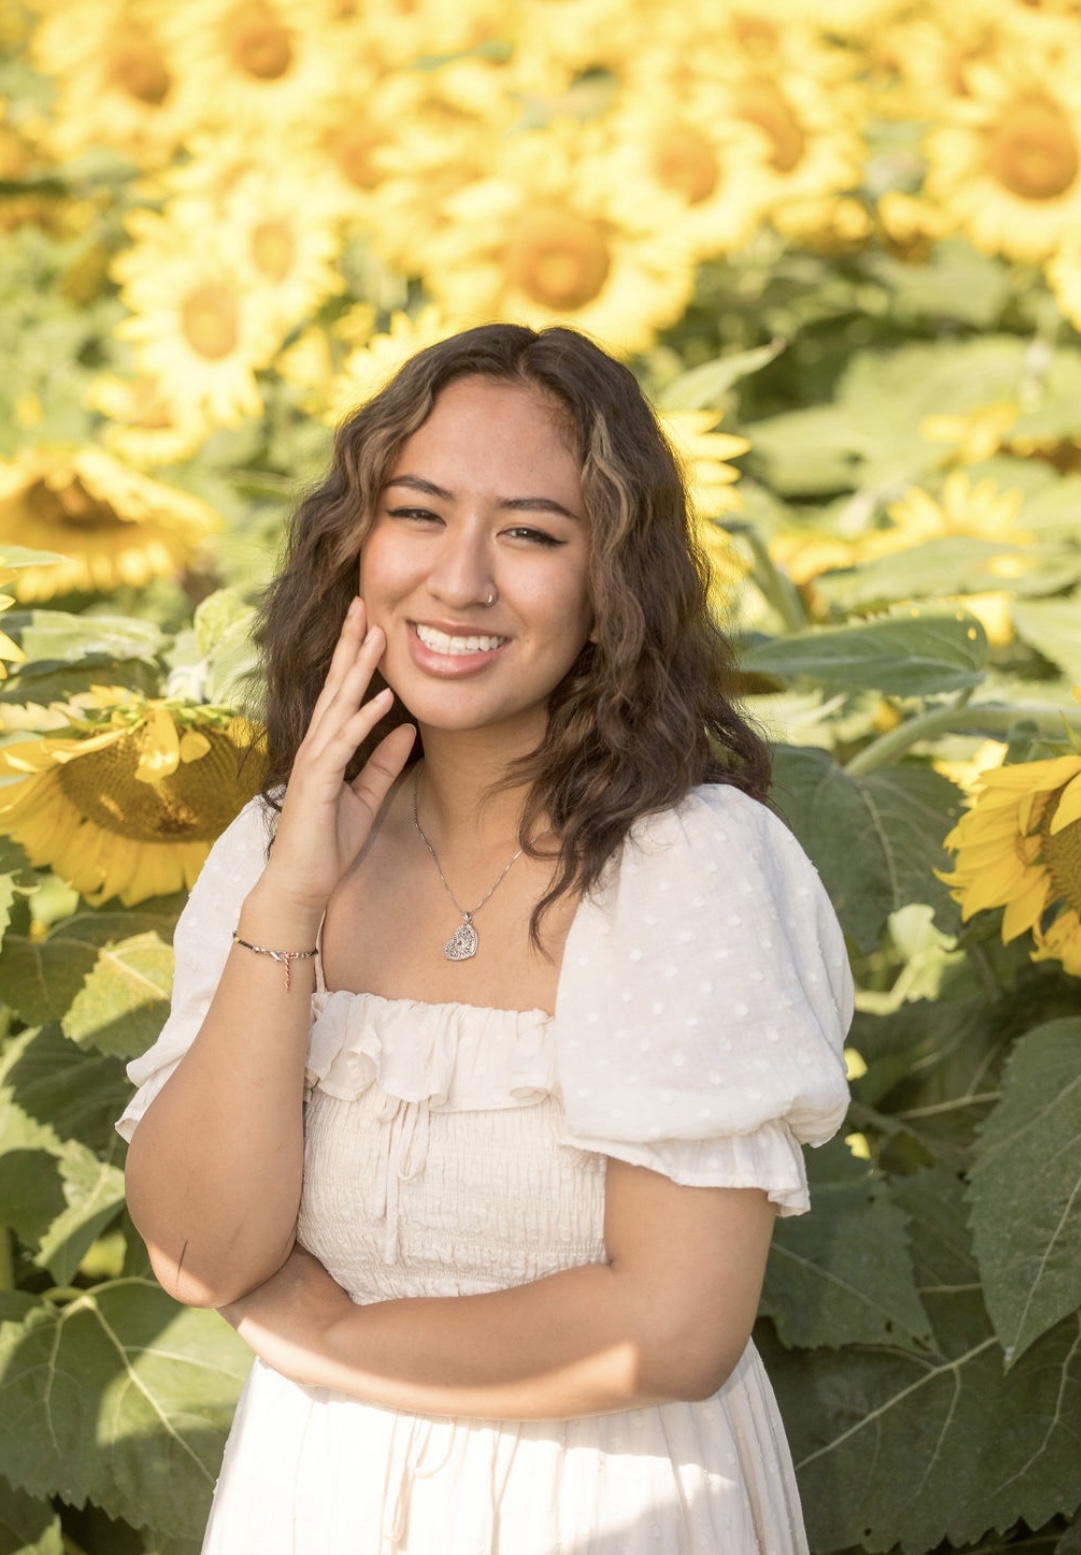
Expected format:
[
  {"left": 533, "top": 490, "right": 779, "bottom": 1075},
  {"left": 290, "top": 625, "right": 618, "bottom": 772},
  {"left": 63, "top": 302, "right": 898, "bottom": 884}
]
[
  {"left": 143, "top": 1238, "right": 290, "bottom": 1310},
  {"left": 636, "top": 1324, "right": 747, "bottom": 1404}
]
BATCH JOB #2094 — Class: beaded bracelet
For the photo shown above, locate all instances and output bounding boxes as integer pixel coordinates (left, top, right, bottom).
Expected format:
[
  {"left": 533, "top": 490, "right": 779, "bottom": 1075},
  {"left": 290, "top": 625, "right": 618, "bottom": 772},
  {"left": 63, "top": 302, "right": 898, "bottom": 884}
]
[{"left": 232, "top": 931, "right": 318, "bottom": 992}]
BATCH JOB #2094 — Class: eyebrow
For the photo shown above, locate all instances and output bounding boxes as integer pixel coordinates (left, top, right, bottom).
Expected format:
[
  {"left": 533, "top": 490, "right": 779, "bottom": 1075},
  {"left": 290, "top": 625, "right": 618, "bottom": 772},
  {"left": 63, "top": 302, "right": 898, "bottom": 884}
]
[{"left": 384, "top": 474, "right": 582, "bottom": 522}]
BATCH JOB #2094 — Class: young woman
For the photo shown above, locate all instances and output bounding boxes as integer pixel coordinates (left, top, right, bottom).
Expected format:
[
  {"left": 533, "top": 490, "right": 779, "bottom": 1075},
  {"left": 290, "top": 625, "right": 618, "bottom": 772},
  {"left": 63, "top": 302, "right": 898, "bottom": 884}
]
[{"left": 120, "top": 324, "right": 852, "bottom": 1554}]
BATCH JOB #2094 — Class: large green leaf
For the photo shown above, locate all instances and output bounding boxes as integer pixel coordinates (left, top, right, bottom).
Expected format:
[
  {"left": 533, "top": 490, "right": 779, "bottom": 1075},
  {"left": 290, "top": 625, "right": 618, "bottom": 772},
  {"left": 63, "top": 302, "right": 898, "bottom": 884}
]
[
  {"left": 0, "top": 1476, "right": 62, "bottom": 1555},
  {"left": 0, "top": 1281, "right": 250, "bottom": 1539},
  {"left": 0, "top": 912, "right": 176, "bottom": 1028},
  {"left": 34, "top": 1138, "right": 126, "bottom": 1285},
  {"left": 761, "top": 1138, "right": 931, "bottom": 1351},
  {"left": 773, "top": 1170, "right": 1081, "bottom": 1552},
  {"left": 8, "top": 612, "right": 165, "bottom": 667},
  {"left": 658, "top": 339, "right": 784, "bottom": 409},
  {"left": 812, "top": 537, "right": 1030, "bottom": 611},
  {"left": 0, "top": 1023, "right": 130, "bottom": 1156},
  {"left": 61, "top": 932, "right": 174, "bottom": 1060},
  {"left": 969, "top": 1018, "right": 1081, "bottom": 1367},
  {"left": 1013, "top": 597, "right": 1081, "bottom": 682},
  {"left": 772, "top": 747, "right": 962, "bottom": 950},
  {"left": 743, "top": 611, "right": 988, "bottom": 697}
]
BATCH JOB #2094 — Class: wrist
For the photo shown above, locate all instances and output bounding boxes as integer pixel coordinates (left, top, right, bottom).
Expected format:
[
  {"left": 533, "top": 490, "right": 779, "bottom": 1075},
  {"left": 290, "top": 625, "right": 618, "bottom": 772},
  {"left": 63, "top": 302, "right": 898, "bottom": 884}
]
[{"left": 239, "top": 874, "right": 326, "bottom": 946}]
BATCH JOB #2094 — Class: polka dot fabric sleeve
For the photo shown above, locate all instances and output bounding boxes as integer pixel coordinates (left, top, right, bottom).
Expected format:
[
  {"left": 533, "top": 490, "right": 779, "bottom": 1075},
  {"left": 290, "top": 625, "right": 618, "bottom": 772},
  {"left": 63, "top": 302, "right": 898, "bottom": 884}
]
[
  {"left": 553, "top": 785, "right": 853, "bottom": 1215},
  {"left": 115, "top": 798, "right": 274, "bottom": 1142}
]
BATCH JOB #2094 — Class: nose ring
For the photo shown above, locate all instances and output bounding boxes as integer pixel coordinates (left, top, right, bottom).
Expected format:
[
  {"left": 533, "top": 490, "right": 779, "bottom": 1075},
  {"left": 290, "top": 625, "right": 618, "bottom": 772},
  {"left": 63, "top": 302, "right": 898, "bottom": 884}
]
[{"left": 483, "top": 590, "right": 496, "bottom": 607}]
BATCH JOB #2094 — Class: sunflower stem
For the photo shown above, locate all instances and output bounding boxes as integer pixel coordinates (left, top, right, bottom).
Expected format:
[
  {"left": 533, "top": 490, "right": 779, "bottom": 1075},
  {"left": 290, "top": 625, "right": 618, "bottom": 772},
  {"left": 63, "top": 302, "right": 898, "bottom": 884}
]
[
  {"left": 843, "top": 698, "right": 1081, "bottom": 777},
  {"left": 743, "top": 529, "right": 808, "bottom": 634},
  {"left": 0, "top": 1227, "right": 14, "bottom": 1291}
]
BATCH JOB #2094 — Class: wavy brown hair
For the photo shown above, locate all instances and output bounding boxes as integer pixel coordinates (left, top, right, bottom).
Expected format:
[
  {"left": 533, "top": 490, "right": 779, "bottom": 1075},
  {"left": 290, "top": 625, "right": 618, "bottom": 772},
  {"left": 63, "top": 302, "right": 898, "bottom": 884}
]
[{"left": 256, "top": 323, "right": 770, "bottom": 935}]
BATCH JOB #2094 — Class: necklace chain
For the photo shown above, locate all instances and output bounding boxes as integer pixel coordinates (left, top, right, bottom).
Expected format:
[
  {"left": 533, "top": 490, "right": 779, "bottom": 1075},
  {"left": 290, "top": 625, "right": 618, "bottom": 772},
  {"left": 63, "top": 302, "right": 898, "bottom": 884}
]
[{"left": 411, "top": 769, "right": 524, "bottom": 960}]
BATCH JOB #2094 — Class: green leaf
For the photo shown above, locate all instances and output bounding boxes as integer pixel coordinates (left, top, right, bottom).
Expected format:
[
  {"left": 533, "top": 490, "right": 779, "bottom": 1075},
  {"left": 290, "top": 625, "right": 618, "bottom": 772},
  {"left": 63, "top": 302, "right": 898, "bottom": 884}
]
[
  {"left": 761, "top": 1137, "right": 931, "bottom": 1350},
  {"left": 743, "top": 610, "right": 988, "bottom": 697},
  {"left": 6, "top": 612, "right": 165, "bottom": 667},
  {"left": 969, "top": 1018, "right": 1081, "bottom": 1367},
  {"left": 865, "top": 240, "right": 1013, "bottom": 329},
  {"left": 772, "top": 746, "right": 963, "bottom": 950},
  {"left": 61, "top": 932, "right": 174, "bottom": 1060},
  {"left": 0, "top": 1281, "right": 250, "bottom": 1539},
  {"left": 0, "top": 1475, "right": 62, "bottom": 1555},
  {"left": 2, "top": 1023, "right": 130, "bottom": 1156},
  {"left": 774, "top": 1169, "right": 1081, "bottom": 1552},
  {"left": 1013, "top": 596, "right": 1081, "bottom": 682},
  {"left": 0, "top": 911, "right": 176, "bottom": 1028},
  {"left": 658, "top": 339, "right": 784, "bottom": 410},
  {"left": 813, "top": 536, "right": 1030, "bottom": 611},
  {"left": 34, "top": 1139, "right": 126, "bottom": 1285}
]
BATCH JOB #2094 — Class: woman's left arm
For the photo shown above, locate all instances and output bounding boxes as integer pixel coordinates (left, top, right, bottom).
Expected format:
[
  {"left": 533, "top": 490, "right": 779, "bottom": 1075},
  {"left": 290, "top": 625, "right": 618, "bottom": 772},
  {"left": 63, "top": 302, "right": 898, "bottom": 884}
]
[{"left": 220, "top": 1158, "right": 776, "bottom": 1420}]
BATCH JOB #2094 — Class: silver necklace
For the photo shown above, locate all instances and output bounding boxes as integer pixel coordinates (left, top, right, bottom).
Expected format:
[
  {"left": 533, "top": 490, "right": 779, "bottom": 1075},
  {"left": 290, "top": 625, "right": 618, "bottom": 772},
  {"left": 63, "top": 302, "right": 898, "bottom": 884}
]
[{"left": 411, "top": 770, "right": 525, "bottom": 961}]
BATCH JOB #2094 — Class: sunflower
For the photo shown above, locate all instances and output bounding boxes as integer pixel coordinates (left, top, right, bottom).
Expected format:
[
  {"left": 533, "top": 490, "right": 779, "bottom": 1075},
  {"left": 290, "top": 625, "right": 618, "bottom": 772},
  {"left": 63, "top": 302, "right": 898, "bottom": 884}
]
[
  {"left": 0, "top": 692, "right": 266, "bottom": 907},
  {"left": 0, "top": 447, "right": 220, "bottom": 600},
  {"left": 163, "top": 141, "right": 345, "bottom": 338},
  {"left": 330, "top": 0, "right": 505, "bottom": 73},
  {"left": 87, "top": 375, "right": 213, "bottom": 468},
  {"left": 876, "top": 472, "right": 1031, "bottom": 563},
  {"left": 29, "top": 0, "right": 188, "bottom": 168},
  {"left": 327, "top": 307, "right": 458, "bottom": 422},
  {"left": 0, "top": 568, "right": 25, "bottom": 681},
  {"left": 939, "top": 751, "right": 1081, "bottom": 976},
  {"left": 159, "top": 0, "right": 345, "bottom": 134},
  {"left": 603, "top": 93, "right": 770, "bottom": 263},
  {"left": 317, "top": 58, "right": 517, "bottom": 275},
  {"left": 660, "top": 410, "right": 750, "bottom": 611},
  {"left": 113, "top": 209, "right": 282, "bottom": 427},
  {"left": 920, "top": 403, "right": 1020, "bottom": 466},
  {"left": 923, "top": 30, "right": 1081, "bottom": 263},
  {"left": 418, "top": 119, "right": 697, "bottom": 356}
]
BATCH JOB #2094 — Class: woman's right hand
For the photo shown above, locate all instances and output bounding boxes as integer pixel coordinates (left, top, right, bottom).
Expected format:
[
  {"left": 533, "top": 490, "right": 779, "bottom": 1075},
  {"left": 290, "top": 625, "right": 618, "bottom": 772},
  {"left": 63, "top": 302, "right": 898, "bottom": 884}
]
[{"left": 256, "top": 596, "right": 415, "bottom": 920}]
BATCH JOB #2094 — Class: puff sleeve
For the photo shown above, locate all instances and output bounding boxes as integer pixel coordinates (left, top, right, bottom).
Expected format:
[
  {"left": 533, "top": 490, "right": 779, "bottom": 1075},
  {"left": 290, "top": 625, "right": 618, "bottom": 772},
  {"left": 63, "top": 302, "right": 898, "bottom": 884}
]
[
  {"left": 115, "top": 798, "right": 274, "bottom": 1142},
  {"left": 554, "top": 785, "right": 853, "bottom": 1215}
]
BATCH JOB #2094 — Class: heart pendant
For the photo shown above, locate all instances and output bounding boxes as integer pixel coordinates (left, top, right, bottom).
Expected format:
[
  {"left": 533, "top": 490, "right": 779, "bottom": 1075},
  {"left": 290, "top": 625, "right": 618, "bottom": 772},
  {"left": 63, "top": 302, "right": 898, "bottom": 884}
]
[{"left": 444, "top": 919, "right": 478, "bottom": 961}]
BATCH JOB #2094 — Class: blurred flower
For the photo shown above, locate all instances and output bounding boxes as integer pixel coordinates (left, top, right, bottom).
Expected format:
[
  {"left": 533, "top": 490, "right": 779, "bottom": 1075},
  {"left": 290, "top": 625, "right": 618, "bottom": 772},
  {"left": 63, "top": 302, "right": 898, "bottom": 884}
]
[
  {"left": 879, "top": 473, "right": 1031, "bottom": 562},
  {"left": 113, "top": 210, "right": 282, "bottom": 425},
  {"left": 661, "top": 410, "right": 751, "bottom": 611},
  {"left": 328, "top": 307, "right": 457, "bottom": 420},
  {"left": 924, "top": 36, "right": 1081, "bottom": 263},
  {"left": 0, "top": 448, "right": 220, "bottom": 600},
  {"left": 160, "top": 0, "right": 345, "bottom": 134},
  {"left": 939, "top": 751, "right": 1081, "bottom": 976},
  {"left": 0, "top": 568, "right": 26, "bottom": 681},
  {"left": 0, "top": 691, "right": 266, "bottom": 906},
  {"left": 30, "top": 0, "right": 187, "bottom": 167},
  {"left": 933, "top": 739, "right": 1008, "bottom": 795},
  {"left": 88, "top": 375, "right": 213, "bottom": 467},
  {"left": 419, "top": 120, "right": 696, "bottom": 355},
  {"left": 876, "top": 191, "right": 956, "bottom": 261},
  {"left": 920, "top": 403, "right": 1019, "bottom": 465}
]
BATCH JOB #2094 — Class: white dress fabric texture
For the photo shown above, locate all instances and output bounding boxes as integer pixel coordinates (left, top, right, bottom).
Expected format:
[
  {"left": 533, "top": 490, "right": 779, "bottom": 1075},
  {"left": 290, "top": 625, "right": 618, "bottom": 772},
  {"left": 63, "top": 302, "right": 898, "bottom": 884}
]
[{"left": 118, "top": 785, "right": 853, "bottom": 1555}]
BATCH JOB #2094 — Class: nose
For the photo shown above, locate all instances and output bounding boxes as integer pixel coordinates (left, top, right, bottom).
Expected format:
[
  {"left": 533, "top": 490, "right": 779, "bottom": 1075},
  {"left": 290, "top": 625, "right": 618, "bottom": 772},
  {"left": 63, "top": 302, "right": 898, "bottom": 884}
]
[{"left": 426, "top": 520, "right": 496, "bottom": 610}]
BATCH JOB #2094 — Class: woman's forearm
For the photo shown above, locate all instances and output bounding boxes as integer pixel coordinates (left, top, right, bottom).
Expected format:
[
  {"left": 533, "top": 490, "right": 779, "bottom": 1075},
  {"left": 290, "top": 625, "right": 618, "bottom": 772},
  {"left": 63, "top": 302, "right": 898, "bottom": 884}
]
[
  {"left": 123, "top": 877, "right": 322, "bottom": 1307},
  {"left": 224, "top": 1248, "right": 750, "bottom": 1420}
]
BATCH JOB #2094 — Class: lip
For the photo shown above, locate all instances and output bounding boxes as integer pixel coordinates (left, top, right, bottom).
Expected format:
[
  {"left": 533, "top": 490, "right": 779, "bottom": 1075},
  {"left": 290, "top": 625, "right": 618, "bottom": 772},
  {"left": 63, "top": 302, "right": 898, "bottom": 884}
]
[{"left": 407, "top": 620, "right": 510, "bottom": 677}]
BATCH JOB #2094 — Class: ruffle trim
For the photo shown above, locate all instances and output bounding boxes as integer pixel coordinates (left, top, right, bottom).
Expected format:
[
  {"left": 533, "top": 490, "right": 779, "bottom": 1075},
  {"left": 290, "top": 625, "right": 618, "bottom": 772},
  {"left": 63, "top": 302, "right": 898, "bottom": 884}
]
[{"left": 305, "top": 989, "right": 557, "bottom": 1111}]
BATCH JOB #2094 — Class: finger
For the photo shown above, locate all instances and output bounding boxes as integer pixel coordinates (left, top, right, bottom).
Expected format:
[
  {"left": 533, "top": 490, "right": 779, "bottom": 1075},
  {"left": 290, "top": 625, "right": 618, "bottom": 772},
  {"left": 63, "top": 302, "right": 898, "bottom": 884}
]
[
  {"left": 309, "top": 597, "right": 369, "bottom": 719},
  {"left": 304, "top": 625, "right": 388, "bottom": 753},
  {"left": 303, "top": 684, "right": 395, "bottom": 777},
  {"left": 349, "top": 722, "right": 417, "bottom": 822}
]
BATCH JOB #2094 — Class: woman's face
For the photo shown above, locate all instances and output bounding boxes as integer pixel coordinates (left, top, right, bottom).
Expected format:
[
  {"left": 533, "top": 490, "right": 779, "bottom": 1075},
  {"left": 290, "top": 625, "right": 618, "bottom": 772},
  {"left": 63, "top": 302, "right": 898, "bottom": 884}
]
[{"left": 359, "top": 375, "right": 593, "bottom": 748}]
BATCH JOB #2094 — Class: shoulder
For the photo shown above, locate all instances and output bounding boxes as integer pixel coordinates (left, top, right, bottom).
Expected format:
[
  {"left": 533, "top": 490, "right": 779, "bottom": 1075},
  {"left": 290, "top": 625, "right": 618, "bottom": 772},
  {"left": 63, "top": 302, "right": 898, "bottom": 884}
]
[{"left": 612, "top": 783, "right": 820, "bottom": 906}]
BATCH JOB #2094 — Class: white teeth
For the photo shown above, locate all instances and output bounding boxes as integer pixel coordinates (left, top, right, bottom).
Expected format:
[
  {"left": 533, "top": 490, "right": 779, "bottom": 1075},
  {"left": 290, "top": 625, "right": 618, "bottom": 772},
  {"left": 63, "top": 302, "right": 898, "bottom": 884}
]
[{"left": 415, "top": 625, "right": 506, "bottom": 655}]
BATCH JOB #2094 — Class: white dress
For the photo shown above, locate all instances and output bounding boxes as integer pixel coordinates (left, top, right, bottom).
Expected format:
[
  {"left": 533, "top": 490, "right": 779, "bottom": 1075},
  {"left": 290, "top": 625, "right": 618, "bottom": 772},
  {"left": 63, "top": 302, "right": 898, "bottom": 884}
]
[{"left": 118, "top": 785, "right": 853, "bottom": 1555}]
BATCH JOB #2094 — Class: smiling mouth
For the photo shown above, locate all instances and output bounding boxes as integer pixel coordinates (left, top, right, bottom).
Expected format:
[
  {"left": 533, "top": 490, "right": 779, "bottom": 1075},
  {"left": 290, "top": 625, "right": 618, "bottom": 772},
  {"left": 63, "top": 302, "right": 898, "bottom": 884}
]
[{"left": 413, "top": 624, "right": 508, "bottom": 655}]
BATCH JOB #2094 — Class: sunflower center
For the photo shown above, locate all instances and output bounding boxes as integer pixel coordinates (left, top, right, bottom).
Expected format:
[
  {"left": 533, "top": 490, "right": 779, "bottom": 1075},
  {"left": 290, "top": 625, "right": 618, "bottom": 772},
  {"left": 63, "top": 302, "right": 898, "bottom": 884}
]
[
  {"left": 987, "top": 95, "right": 1079, "bottom": 201},
  {"left": 26, "top": 477, "right": 118, "bottom": 532},
  {"left": 731, "top": 13, "right": 779, "bottom": 57},
  {"left": 505, "top": 205, "right": 611, "bottom": 310},
  {"left": 227, "top": 1, "right": 294, "bottom": 81},
  {"left": 57, "top": 727, "right": 257, "bottom": 843},
  {"left": 107, "top": 26, "right": 172, "bottom": 105},
  {"left": 251, "top": 217, "right": 294, "bottom": 281},
  {"left": 181, "top": 282, "right": 240, "bottom": 360},
  {"left": 653, "top": 126, "right": 719, "bottom": 204},
  {"left": 334, "top": 125, "right": 384, "bottom": 190},
  {"left": 1039, "top": 788, "right": 1081, "bottom": 914},
  {"left": 734, "top": 79, "right": 806, "bottom": 173}
]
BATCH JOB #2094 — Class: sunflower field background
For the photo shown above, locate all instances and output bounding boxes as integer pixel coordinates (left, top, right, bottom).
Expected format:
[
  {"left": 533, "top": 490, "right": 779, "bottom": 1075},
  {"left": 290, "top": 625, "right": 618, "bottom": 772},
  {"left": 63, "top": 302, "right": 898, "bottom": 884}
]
[{"left": 2, "top": 0, "right": 1081, "bottom": 1550}]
